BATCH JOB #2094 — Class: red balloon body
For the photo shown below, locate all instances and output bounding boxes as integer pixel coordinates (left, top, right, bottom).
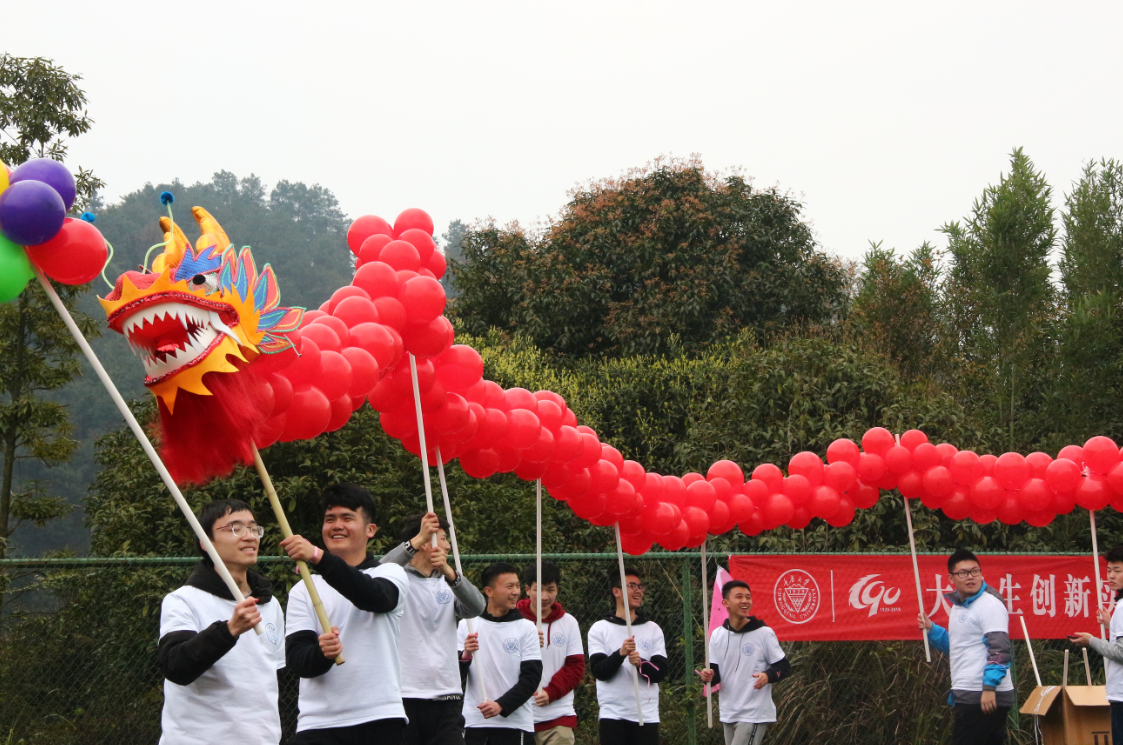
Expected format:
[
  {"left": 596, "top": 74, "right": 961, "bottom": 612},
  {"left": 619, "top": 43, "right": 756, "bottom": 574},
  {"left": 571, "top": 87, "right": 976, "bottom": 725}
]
[{"left": 26, "top": 218, "right": 108, "bottom": 285}]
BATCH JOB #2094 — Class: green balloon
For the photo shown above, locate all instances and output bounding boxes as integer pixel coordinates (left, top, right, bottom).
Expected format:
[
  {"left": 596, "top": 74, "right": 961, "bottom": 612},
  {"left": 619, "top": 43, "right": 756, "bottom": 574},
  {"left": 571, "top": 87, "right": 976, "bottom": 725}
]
[{"left": 0, "top": 234, "right": 34, "bottom": 303}]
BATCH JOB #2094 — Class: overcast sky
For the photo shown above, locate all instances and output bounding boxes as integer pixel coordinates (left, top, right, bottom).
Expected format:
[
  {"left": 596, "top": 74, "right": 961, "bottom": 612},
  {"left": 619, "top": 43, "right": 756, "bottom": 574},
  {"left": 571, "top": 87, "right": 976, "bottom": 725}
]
[{"left": 7, "top": 1, "right": 1121, "bottom": 263}]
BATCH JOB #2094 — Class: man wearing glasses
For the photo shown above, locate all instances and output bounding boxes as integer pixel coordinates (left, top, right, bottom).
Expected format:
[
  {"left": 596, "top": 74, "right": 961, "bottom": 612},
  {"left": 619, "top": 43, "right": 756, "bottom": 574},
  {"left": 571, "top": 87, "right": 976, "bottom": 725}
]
[
  {"left": 918, "top": 549, "right": 1012, "bottom": 745},
  {"left": 157, "top": 499, "right": 285, "bottom": 745},
  {"left": 588, "top": 567, "right": 667, "bottom": 745}
]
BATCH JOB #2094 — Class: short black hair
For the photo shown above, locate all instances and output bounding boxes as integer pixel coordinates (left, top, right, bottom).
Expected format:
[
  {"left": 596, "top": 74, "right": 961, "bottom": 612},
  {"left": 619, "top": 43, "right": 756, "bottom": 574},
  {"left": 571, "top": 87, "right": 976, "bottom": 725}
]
[
  {"left": 522, "top": 561, "right": 561, "bottom": 588},
  {"left": 610, "top": 565, "right": 642, "bottom": 592},
  {"left": 948, "top": 548, "right": 980, "bottom": 573},
  {"left": 320, "top": 483, "right": 378, "bottom": 524},
  {"left": 1106, "top": 546, "right": 1123, "bottom": 565},
  {"left": 722, "top": 580, "right": 751, "bottom": 598},
  {"left": 196, "top": 499, "right": 253, "bottom": 555},
  {"left": 481, "top": 562, "right": 520, "bottom": 589},
  {"left": 398, "top": 513, "right": 450, "bottom": 543}
]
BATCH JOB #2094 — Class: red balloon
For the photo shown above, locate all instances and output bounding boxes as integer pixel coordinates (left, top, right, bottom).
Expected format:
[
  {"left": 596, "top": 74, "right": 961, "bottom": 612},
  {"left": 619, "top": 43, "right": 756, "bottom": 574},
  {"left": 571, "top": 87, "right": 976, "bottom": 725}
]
[
  {"left": 826, "top": 438, "right": 861, "bottom": 468},
  {"left": 857, "top": 453, "right": 887, "bottom": 483},
  {"left": 333, "top": 296, "right": 381, "bottom": 328},
  {"left": 353, "top": 261, "right": 399, "bottom": 298},
  {"left": 1026, "top": 451, "right": 1053, "bottom": 479},
  {"left": 742, "top": 479, "right": 769, "bottom": 508},
  {"left": 434, "top": 345, "right": 484, "bottom": 391},
  {"left": 659, "top": 521, "right": 690, "bottom": 551},
  {"left": 393, "top": 208, "right": 435, "bottom": 237},
  {"left": 268, "top": 373, "right": 293, "bottom": 415},
  {"left": 348, "top": 323, "right": 399, "bottom": 370},
  {"left": 347, "top": 215, "right": 393, "bottom": 255},
  {"left": 536, "top": 400, "right": 564, "bottom": 430},
  {"left": 284, "top": 387, "right": 332, "bottom": 441},
  {"left": 329, "top": 286, "right": 372, "bottom": 315},
  {"left": 432, "top": 392, "right": 471, "bottom": 436},
  {"left": 685, "top": 480, "right": 717, "bottom": 513},
  {"left": 390, "top": 356, "right": 434, "bottom": 395},
  {"left": 550, "top": 425, "right": 582, "bottom": 464},
  {"left": 621, "top": 460, "right": 646, "bottom": 491},
  {"left": 728, "top": 493, "right": 754, "bottom": 523},
  {"left": 900, "top": 429, "right": 928, "bottom": 450},
  {"left": 922, "top": 466, "right": 954, "bottom": 499},
  {"left": 514, "top": 459, "right": 551, "bottom": 482},
  {"left": 1046, "top": 458, "right": 1083, "bottom": 495},
  {"left": 787, "top": 507, "right": 811, "bottom": 530},
  {"left": 299, "top": 322, "right": 341, "bottom": 353},
  {"left": 26, "top": 217, "right": 108, "bottom": 285},
  {"left": 1025, "top": 510, "right": 1055, "bottom": 528},
  {"left": 682, "top": 506, "right": 709, "bottom": 536},
  {"left": 739, "top": 510, "right": 765, "bottom": 537},
  {"left": 824, "top": 462, "right": 857, "bottom": 493},
  {"left": 970, "top": 477, "right": 1003, "bottom": 510},
  {"left": 751, "top": 464, "right": 784, "bottom": 492},
  {"left": 912, "top": 443, "right": 940, "bottom": 471},
  {"left": 682, "top": 472, "right": 705, "bottom": 486},
  {"left": 357, "top": 234, "right": 393, "bottom": 266},
  {"left": 996, "top": 494, "right": 1023, "bottom": 525},
  {"left": 707, "top": 460, "right": 744, "bottom": 486},
  {"left": 397, "top": 228, "right": 437, "bottom": 262},
  {"left": 404, "top": 316, "right": 454, "bottom": 358},
  {"left": 503, "top": 409, "right": 541, "bottom": 450},
  {"left": 707, "top": 500, "right": 733, "bottom": 535},
  {"left": 1076, "top": 473, "right": 1110, "bottom": 511},
  {"left": 809, "top": 485, "right": 840, "bottom": 517},
  {"left": 851, "top": 481, "right": 880, "bottom": 509},
  {"left": 399, "top": 276, "right": 447, "bottom": 324},
  {"left": 826, "top": 496, "right": 856, "bottom": 527},
  {"left": 379, "top": 240, "right": 422, "bottom": 272},
  {"left": 604, "top": 481, "right": 638, "bottom": 517},
  {"left": 1084, "top": 436, "right": 1120, "bottom": 474},
  {"left": 326, "top": 395, "right": 353, "bottom": 432},
  {"left": 1020, "top": 478, "right": 1052, "bottom": 513},
  {"left": 861, "top": 427, "right": 895, "bottom": 456},
  {"left": 1058, "top": 445, "right": 1085, "bottom": 466},
  {"left": 380, "top": 404, "right": 419, "bottom": 439},
  {"left": 935, "top": 443, "right": 958, "bottom": 467},
  {"left": 884, "top": 446, "right": 913, "bottom": 475},
  {"left": 782, "top": 475, "right": 811, "bottom": 506},
  {"left": 663, "top": 475, "right": 686, "bottom": 508},
  {"left": 949, "top": 451, "right": 984, "bottom": 485},
  {"left": 568, "top": 491, "right": 607, "bottom": 521},
  {"left": 942, "top": 488, "right": 971, "bottom": 521},
  {"left": 284, "top": 336, "right": 322, "bottom": 390},
  {"left": 601, "top": 445, "right": 625, "bottom": 472},
  {"left": 460, "top": 448, "right": 500, "bottom": 479},
  {"left": 494, "top": 445, "right": 522, "bottom": 474},
  {"left": 373, "top": 297, "right": 408, "bottom": 330},
  {"left": 428, "top": 250, "right": 447, "bottom": 279},
  {"left": 574, "top": 433, "right": 602, "bottom": 468},
  {"left": 590, "top": 459, "right": 620, "bottom": 493},
  {"left": 522, "top": 427, "right": 556, "bottom": 463},
  {"left": 898, "top": 471, "right": 925, "bottom": 500},
  {"left": 1053, "top": 488, "right": 1078, "bottom": 515},
  {"left": 994, "top": 453, "right": 1029, "bottom": 490},
  {"left": 620, "top": 532, "right": 653, "bottom": 557},
  {"left": 1108, "top": 462, "right": 1123, "bottom": 500},
  {"left": 313, "top": 313, "right": 350, "bottom": 340},
  {"left": 788, "top": 452, "right": 825, "bottom": 487},
  {"left": 762, "top": 494, "right": 795, "bottom": 529},
  {"left": 341, "top": 347, "right": 379, "bottom": 398}
]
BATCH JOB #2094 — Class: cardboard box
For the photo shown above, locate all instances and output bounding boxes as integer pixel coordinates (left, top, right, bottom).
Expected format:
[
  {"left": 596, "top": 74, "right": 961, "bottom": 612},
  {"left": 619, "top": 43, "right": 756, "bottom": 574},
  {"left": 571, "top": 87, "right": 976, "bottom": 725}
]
[{"left": 1020, "top": 685, "right": 1111, "bottom": 744}]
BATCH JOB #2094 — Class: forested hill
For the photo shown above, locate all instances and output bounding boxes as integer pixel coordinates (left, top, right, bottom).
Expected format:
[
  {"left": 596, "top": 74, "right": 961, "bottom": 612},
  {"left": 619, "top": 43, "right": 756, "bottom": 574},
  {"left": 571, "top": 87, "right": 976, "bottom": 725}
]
[{"left": 19, "top": 172, "right": 358, "bottom": 555}]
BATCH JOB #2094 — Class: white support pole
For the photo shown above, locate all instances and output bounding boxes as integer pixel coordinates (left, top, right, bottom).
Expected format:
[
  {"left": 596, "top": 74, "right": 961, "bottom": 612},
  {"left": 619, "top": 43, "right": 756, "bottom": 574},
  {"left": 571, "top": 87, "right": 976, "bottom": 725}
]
[
  {"left": 1091, "top": 509, "right": 1106, "bottom": 639},
  {"left": 1084, "top": 648, "right": 1093, "bottom": 685},
  {"left": 435, "top": 447, "right": 486, "bottom": 700},
  {"left": 1063, "top": 649, "right": 1070, "bottom": 688},
  {"left": 701, "top": 540, "right": 713, "bottom": 728},
  {"left": 1019, "top": 616, "right": 1041, "bottom": 686},
  {"left": 536, "top": 479, "right": 545, "bottom": 696},
  {"left": 408, "top": 353, "right": 437, "bottom": 548},
  {"left": 614, "top": 523, "right": 645, "bottom": 726},
  {"left": 904, "top": 495, "right": 931, "bottom": 662},
  {"left": 33, "top": 269, "right": 260, "bottom": 633}
]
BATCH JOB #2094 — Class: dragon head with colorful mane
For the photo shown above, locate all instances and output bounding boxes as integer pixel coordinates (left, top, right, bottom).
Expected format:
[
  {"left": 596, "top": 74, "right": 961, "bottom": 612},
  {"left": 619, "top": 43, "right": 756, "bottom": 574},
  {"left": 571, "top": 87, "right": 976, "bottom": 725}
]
[{"left": 100, "top": 207, "right": 303, "bottom": 483}]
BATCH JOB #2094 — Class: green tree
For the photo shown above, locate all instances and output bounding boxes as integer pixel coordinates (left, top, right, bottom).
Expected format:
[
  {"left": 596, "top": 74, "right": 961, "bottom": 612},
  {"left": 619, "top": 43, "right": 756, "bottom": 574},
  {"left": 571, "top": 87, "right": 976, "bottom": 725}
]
[
  {"left": 941, "top": 147, "right": 1056, "bottom": 449},
  {"left": 440, "top": 218, "right": 467, "bottom": 298},
  {"left": 450, "top": 157, "right": 848, "bottom": 358},
  {"left": 0, "top": 57, "right": 103, "bottom": 562}
]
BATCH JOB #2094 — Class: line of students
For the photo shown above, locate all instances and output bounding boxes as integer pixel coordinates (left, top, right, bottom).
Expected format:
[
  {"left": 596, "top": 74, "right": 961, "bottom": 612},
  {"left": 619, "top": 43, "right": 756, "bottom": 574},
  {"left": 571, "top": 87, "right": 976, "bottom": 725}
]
[{"left": 157, "top": 486, "right": 792, "bottom": 745}]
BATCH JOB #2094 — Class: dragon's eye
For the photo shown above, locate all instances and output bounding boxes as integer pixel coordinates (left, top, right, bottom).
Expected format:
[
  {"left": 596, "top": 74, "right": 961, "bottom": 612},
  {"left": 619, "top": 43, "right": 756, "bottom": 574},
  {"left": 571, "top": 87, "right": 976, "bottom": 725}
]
[{"left": 191, "top": 273, "right": 220, "bottom": 293}]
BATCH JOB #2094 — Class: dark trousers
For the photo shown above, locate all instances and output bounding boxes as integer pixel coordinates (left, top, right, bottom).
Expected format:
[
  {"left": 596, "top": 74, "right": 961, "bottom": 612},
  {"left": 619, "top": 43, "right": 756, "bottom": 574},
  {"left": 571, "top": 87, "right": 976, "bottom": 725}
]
[
  {"left": 952, "top": 705, "right": 1008, "bottom": 745},
  {"left": 1111, "top": 700, "right": 1123, "bottom": 745},
  {"left": 403, "top": 699, "right": 466, "bottom": 745},
  {"left": 289, "top": 717, "right": 406, "bottom": 745},
  {"left": 464, "top": 728, "right": 530, "bottom": 745},
  {"left": 598, "top": 719, "right": 659, "bottom": 745}
]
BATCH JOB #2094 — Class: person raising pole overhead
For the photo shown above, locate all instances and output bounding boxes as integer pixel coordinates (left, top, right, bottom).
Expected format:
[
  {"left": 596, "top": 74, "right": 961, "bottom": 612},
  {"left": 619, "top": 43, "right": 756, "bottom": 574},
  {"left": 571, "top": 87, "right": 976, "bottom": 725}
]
[
  {"left": 588, "top": 566, "right": 667, "bottom": 745},
  {"left": 382, "top": 511, "right": 486, "bottom": 745}
]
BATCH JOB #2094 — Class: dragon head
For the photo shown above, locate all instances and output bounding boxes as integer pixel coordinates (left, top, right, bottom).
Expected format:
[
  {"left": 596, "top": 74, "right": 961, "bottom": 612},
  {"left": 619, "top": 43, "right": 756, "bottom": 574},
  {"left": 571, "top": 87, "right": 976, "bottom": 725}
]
[{"left": 100, "top": 206, "right": 302, "bottom": 414}]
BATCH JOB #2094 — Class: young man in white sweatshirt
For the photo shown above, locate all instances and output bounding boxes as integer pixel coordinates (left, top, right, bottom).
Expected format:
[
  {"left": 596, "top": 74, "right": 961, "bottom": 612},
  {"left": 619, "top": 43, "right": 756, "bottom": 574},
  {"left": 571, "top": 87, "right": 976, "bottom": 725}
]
[
  {"left": 588, "top": 566, "right": 667, "bottom": 745},
  {"left": 1072, "top": 545, "right": 1123, "bottom": 745},
  {"left": 458, "top": 561, "right": 543, "bottom": 744},
  {"left": 517, "top": 561, "right": 586, "bottom": 745},
  {"left": 381, "top": 512, "right": 486, "bottom": 745},
  {"left": 698, "top": 580, "right": 790, "bottom": 745},
  {"left": 157, "top": 498, "right": 285, "bottom": 745},
  {"left": 281, "top": 484, "right": 409, "bottom": 744}
]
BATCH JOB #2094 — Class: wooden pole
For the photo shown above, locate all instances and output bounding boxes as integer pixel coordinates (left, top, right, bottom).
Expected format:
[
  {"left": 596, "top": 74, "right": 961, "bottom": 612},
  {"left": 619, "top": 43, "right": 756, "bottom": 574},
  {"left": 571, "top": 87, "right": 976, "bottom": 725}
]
[
  {"left": 1084, "top": 648, "right": 1093, "bottom": 685},
  {"left": 1063, "top": 649, "right": 1069, "bottom": 688},
  {"left": 701, "top": 540, "right": 713, "bottom": 728},
  {"left": 614, "top": 522, "right": 645, "bottom": 726},
  {"left": 33, "top": 269, "right": 261, "bottom": 633},
  {"left": 251, "top": 444, "right": 343, "bottom": 664},
  {"left": 1019, "top": 616, "right": 1040, "bottom": 686},
  {"left": 1091, "top": 509, "right": 1106, "bottom": 639},
  {"left": 434, "top": 447, "right": 486, "bottom": 699},
  {"left": 408, "top": 354, "right": 437, "bottom": 548}
]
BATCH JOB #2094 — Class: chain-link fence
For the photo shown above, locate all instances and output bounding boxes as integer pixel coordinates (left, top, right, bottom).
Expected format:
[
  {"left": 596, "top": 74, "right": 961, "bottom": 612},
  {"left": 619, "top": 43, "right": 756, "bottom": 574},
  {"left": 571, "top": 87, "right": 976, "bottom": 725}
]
[{"left": 0, "top": 553, "right": 1098, "bottom": 744}]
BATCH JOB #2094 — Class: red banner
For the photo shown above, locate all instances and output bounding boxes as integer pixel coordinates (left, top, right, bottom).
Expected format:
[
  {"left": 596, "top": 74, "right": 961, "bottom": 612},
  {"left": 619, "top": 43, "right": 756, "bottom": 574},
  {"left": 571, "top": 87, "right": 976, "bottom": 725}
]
[{"left": 726, "top": 554, "right": 1112, "bottom": 641}]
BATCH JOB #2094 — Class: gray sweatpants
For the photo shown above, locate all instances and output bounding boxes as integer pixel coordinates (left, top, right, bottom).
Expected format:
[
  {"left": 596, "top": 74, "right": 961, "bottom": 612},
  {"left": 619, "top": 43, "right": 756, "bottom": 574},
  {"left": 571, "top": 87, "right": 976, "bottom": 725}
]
[{"left": 723, "top": 722, "right": 768, "bottom": 745}]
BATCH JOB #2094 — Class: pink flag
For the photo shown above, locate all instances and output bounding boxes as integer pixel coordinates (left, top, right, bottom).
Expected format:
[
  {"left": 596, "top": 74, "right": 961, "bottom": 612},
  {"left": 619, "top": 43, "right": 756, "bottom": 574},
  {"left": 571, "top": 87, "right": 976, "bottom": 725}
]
[{"left": 709, "top": 565, "right": 732, "bottom": 636}]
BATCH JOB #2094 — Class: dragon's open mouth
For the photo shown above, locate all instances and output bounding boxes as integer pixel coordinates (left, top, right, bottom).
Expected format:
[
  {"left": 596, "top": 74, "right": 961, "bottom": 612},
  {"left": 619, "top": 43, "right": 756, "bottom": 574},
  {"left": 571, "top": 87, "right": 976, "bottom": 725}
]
[{"left": 119, "top": 300, "right": 240, "bottom": 385}]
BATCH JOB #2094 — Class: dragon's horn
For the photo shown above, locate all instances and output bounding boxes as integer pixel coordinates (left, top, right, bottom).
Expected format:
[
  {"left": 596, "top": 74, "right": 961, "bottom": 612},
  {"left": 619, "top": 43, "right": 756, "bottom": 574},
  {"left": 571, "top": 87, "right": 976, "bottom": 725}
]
[
  {"left": 192, "top": 206, "right": 233, "bottom": 254},
  {"left": 153, "top": 216, "right": 190, "bottom": 273}
]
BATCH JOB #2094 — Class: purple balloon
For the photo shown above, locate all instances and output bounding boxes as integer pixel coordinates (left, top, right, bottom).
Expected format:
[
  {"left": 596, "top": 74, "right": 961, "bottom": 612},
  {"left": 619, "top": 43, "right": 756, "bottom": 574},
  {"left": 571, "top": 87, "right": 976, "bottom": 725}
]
[
  {"left": 0, "top": 181, "right": 66, "bottom": 246},
  {"left": 10, "top": 158, "right": 77, "bottom": 211}
]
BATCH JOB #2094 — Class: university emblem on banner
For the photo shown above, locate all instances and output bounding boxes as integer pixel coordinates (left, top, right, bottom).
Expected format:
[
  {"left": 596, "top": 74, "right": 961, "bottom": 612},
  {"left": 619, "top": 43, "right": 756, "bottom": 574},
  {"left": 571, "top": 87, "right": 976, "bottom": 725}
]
[{"left": 773, "top": 569, "right": 820, "bottom": 624}]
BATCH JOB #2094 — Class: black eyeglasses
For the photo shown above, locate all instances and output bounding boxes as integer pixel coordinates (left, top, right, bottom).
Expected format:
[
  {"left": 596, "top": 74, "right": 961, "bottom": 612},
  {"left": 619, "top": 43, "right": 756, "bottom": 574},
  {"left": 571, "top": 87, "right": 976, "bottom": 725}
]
[
  {"left": 627, "top": 583, "right": 647, "bottom": 592},
  {"left": 950, "top": 567, "right": 982, "bottom": 579}
]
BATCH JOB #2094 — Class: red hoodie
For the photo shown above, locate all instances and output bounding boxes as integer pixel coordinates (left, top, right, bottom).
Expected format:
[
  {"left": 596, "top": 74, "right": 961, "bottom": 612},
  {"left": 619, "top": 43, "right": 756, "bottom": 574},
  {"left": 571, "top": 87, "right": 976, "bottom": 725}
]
[{"left": 516, "top": 598, "right": 585, "bottom": 731}]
